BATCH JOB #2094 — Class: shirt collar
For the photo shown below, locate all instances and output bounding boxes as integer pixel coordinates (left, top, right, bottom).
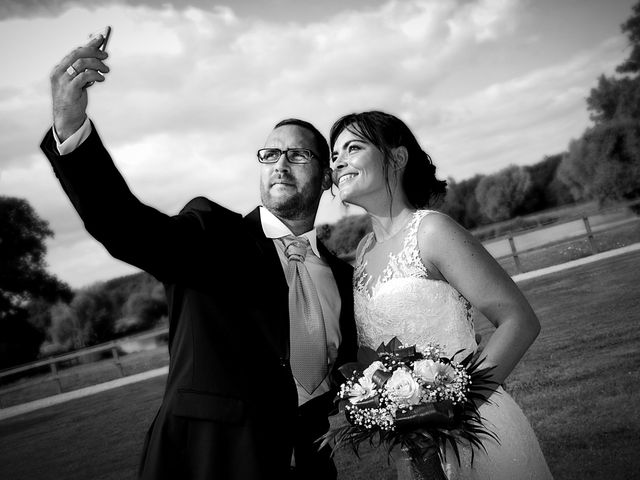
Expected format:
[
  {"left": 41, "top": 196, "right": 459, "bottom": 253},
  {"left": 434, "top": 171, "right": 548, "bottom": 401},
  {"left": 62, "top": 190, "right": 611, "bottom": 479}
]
[{"left": 259, "top": 206, "right": 321, "bottom": 258}]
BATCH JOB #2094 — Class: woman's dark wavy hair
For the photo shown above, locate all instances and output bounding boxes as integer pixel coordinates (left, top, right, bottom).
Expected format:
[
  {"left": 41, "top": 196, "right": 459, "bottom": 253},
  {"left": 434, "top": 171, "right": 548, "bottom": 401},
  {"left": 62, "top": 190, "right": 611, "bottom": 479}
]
[{"left": 329, "top": 111, "right": 447, "bottom": 209}]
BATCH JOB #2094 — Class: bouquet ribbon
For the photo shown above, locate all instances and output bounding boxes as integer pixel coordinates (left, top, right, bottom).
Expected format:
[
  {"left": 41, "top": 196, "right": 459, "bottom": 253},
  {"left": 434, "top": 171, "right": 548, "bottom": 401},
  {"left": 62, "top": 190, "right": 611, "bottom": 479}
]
[{"left": 395, "top": 401, "right": 456, "bottom": 431}]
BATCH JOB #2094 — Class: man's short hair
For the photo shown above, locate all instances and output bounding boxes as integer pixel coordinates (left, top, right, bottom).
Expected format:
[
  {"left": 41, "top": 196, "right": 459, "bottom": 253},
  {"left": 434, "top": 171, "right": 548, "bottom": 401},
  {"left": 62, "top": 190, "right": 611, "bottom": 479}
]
[{"left": 274, "top": 118, "right": 330, "bottom": 169}]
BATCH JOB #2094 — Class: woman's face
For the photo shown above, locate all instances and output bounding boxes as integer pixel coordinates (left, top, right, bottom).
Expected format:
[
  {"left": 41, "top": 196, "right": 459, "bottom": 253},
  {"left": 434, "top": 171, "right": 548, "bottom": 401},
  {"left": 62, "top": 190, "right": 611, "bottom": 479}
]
[{"left": 330, "top": 126, "right": 388, "bottom": 207}]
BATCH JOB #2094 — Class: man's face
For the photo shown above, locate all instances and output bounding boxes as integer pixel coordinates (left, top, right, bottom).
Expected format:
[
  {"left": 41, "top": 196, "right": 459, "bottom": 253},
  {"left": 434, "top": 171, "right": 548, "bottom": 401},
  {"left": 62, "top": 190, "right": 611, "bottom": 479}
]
[{"left": 259, "top": 125, "right": 330, "bottom": 221}]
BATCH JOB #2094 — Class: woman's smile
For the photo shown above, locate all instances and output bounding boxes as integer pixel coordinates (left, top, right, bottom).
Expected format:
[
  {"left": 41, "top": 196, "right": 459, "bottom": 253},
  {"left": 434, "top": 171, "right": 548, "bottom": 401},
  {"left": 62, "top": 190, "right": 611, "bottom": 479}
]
[{"left": 337, "top": 172, "right": 358, "bottom": 187}]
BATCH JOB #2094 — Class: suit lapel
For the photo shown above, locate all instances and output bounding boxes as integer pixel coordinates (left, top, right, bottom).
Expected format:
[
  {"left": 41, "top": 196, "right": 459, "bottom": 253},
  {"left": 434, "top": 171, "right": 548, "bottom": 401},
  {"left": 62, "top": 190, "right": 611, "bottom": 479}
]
[
  {"left": 243, "top": 208, "right": 287, "bottom": 290},
  {"left": 243, "top": 207, "right": 290, "bottom": 358}
]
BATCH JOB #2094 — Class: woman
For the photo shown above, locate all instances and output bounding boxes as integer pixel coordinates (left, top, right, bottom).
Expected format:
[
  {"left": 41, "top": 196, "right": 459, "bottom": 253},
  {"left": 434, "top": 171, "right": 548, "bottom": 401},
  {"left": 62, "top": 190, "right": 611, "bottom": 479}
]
[{"left": 329, "top": 111, "right": 553, "bottom": 479}]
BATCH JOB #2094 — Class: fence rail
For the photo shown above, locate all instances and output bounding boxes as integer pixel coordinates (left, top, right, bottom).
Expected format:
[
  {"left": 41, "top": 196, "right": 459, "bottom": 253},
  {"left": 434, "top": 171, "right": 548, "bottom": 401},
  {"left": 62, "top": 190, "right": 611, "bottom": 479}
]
[
  {"left": 482, "top": 199, "right": 640, "bottom": 273},
  {"left": 0, "top": 327, "right": 169, "bottom": 407}
]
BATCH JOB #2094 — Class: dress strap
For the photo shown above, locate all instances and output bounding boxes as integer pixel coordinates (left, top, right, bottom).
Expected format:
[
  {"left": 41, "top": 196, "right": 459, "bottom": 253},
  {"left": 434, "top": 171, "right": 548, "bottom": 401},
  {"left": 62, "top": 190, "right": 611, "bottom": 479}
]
[
  {"left": 355, "top": 232, "right": 375, "bottom": 265},
  {"left": 400, "top": 210, "right": 432, "bottom": 277},
  {"left": 404, "top": 210, "right": 430, "bottom": 247}
]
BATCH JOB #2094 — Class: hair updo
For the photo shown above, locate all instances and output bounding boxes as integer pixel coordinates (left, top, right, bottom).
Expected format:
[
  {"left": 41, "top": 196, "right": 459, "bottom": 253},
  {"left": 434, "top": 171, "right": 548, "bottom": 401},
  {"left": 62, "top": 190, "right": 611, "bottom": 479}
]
[{"left": 329, "top": 111, "right": 447, "bottom": 208}]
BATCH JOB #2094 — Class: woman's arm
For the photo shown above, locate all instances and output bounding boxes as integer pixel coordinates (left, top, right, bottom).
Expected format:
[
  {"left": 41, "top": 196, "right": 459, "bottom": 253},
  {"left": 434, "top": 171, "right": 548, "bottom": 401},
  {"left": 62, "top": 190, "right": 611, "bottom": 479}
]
[{"left": 417, "top": 212, "right": 540, "bottom": 385}]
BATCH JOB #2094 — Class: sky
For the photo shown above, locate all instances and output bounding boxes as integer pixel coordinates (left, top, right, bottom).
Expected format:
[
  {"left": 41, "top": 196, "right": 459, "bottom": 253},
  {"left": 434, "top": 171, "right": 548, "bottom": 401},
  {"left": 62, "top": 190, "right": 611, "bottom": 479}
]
[{"left": 0, "top": 0, "right": 636, "bottom": 289}]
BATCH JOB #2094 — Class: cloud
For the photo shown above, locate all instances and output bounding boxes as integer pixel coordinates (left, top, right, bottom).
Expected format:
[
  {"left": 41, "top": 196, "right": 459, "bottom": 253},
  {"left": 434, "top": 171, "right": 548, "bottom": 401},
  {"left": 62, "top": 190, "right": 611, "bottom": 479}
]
[
  {"left": 0, "top": 0, "right": 391, "bottom": 21},
  {"left": 1, "top": 0, "right": 523, "bottom": 168},
  {"left": 2, "top": 0, "right": 625, "bottom": 287},
  {"left": 418, "top": 34, "right": 628, "bottom": 178}
]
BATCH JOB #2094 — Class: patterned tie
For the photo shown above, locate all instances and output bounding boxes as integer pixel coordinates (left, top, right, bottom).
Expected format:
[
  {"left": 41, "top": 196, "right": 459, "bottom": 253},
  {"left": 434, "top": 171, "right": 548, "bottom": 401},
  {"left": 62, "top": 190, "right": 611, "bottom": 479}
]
[{"left": 282, "top": 235, "right": 328, "bottom": 394}]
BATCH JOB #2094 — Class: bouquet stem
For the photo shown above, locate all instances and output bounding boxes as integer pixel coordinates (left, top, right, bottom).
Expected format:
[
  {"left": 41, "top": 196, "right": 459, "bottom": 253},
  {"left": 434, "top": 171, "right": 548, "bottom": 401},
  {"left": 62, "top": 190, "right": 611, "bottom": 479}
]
[{"left": 395, "top": 447, "right": 447, "bottom": 480}]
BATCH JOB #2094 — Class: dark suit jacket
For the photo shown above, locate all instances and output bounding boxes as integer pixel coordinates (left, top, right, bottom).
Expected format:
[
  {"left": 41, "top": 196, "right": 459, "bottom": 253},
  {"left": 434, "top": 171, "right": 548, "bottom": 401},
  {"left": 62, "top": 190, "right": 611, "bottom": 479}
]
[{"left": 40, "top": 124, "right": 357, "bottom": 480}]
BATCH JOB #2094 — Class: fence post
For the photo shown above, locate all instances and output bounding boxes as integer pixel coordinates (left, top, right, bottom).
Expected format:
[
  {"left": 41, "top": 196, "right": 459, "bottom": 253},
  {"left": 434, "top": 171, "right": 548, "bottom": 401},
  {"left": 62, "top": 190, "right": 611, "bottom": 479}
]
[
  {"left": 50, "top": 362, "right": 62, "bottom": 393},
  {"left": 111, "top": 346, "right": 125, "bottom": 377},
  {"left": 508, "top": 236, "right": 524, "bottom": 273},
  {"left": 583, "top": 217, "right": 598, "bottom": 254}
]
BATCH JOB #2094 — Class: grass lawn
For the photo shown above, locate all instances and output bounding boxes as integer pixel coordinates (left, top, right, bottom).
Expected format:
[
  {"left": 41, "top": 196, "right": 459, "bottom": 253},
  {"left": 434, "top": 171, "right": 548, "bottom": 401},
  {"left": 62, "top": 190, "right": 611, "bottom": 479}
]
[{"left": 1, "top": 250, "right": 639, "bottom": 479}]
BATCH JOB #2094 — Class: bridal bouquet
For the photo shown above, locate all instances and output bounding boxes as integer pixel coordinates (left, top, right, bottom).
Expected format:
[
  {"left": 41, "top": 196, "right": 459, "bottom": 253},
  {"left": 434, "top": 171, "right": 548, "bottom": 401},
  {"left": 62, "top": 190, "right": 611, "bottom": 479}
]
[{"left": 321, "top": 337, "right": 498, "bottom": 478}]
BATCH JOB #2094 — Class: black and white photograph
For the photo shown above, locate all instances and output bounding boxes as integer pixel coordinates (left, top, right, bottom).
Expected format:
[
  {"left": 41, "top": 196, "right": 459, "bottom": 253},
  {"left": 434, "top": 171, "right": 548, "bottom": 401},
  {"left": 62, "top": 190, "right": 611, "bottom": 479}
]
[{"left": 1, "top": 0, "right": 639, "bottom": 479}]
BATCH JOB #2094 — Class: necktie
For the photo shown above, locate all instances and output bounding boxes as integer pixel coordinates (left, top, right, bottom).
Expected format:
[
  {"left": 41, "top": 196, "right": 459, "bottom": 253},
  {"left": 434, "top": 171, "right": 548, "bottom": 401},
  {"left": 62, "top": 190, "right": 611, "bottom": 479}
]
[{"left": 282, "top": 235, "right": 328, "bottom": 394}]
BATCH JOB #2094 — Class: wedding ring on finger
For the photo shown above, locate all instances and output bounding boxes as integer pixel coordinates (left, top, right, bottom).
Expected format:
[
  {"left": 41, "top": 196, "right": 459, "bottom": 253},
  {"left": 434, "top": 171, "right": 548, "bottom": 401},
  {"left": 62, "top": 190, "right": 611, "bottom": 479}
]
[{"left": 66, "top": 65, "right": 79, "bottom": 78}]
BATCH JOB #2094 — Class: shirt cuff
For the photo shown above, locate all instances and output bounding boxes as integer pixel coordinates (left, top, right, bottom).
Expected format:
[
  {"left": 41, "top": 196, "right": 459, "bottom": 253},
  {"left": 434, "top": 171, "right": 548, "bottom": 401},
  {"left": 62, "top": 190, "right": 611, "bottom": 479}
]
[{"left": 53, "top": 117, "right": 92, "bottom": 155}]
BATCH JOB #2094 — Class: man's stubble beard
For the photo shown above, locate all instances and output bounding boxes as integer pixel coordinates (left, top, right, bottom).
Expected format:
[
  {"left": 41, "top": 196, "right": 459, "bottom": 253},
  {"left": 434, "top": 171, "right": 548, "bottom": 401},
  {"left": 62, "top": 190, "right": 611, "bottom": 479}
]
[{"left": 261, "top": 184, "right": 321, "bottom": 222}]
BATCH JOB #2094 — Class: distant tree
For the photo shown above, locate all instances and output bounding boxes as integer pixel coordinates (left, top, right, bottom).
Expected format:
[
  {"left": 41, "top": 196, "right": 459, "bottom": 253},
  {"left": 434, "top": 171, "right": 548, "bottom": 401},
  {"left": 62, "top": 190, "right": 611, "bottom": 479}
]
[
  {"left": 439, "top": 175, "right": 484, "bottom": 228},
  {"left": 25, "top": 297, "right": 57, "bottom": 333},
  {"left": 616, "top": 1, "right": 640, "bottom": 75},
  {"left": 48, "top": 301, "right": 83, "bottom": 351},
  {"left": 70, "top": 285, "right": 117, "bottom": 346},
  {"left": 558, "top": 120, "right": 640, "bottom": 203},
  {"left": 475, "top": 166, "right": 533, "bottom": 222},
  {"left": 519, "top": 154, "right": 573, "bottom": 213},
  {"left": 319, "top": 214, "right": 372, "bottom": 256},
  {"left": 0, "top": 197, "right": 72, "bottom": 319},
  {"left": 587, "top": 75, "right": 640, "bottom": 124},
  {"left": 116, "top": 283, "right": 167, "bottom": 334},
  {"left": 559, "top": 2, "right": 640, "bottom": 206},
  {"left": 0, "top": 196, "right": 71, "bottom": 367},
  {"left": 44, "top": 271, "right": 170, "bottom": 346},
  {"left": 558, "top": 136, "right": 596, "bottom": 202},
  {"left": 439, "top": 177, "right": 465, "bottom": 223},
  {"left": 45, "top": 283, "right": 118, "bottom": 352},
  {"left": 586, "top": 2, "right": 640, "bottom": 124}
]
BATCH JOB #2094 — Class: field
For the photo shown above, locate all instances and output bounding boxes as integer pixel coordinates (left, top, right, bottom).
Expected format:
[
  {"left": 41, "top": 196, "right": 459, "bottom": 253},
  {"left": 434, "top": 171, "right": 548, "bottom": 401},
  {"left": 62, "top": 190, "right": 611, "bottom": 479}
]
[{"left": 1, "top": 249, "right": 639, "bottom": 479}]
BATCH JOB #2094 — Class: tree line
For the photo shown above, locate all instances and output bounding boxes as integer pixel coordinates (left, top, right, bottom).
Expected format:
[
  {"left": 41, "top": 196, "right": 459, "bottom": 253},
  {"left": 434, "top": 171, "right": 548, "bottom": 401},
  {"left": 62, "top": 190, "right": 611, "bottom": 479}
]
[{"left": 1, "top": 2, "right": 639, "bottom": 370}]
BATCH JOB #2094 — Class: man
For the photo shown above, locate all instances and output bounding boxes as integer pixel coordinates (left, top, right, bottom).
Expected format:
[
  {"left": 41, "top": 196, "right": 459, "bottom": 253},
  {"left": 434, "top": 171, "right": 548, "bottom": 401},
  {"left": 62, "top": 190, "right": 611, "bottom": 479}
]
[{"left": 41, "top": 35, "right": 357, "bottom": 480}]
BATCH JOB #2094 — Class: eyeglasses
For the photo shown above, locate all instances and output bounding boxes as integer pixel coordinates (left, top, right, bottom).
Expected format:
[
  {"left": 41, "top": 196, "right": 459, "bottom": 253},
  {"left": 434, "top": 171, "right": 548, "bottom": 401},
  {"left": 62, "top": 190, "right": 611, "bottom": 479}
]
[{"left": 256, "top": 148, "right": 317, "bottom": 164}]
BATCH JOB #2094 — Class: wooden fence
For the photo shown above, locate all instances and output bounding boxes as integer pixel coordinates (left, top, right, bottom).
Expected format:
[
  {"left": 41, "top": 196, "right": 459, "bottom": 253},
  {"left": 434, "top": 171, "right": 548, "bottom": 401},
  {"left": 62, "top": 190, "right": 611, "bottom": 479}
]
[
  {"left": 482, "top": 199, "right": 640, "bottom": 273},
  {"left": 0, "top": 327, "right": 168, "bottom": 407}
]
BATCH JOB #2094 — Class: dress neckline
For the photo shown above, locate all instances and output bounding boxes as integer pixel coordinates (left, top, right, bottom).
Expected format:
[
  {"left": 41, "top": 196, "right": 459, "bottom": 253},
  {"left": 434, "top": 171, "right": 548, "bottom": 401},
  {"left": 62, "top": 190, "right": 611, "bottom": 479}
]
[
  {"left": 370, "top": 209, "right": 416, "bottom": 244},
  {"left": 355, "top": 210, "right": 432, "bottom": 299}
]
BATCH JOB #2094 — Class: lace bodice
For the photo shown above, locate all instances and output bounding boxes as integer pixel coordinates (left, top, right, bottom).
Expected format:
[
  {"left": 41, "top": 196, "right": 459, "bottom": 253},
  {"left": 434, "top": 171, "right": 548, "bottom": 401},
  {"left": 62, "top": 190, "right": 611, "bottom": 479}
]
[{"left": 354, "top": 210, "right": 477, "bottom": 358}]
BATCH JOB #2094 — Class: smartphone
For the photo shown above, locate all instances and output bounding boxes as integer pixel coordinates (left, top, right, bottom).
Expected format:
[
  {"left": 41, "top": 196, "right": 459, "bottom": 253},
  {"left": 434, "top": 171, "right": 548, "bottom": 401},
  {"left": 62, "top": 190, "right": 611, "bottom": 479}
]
[
  {"left": 86, "top": 26, "right": 111, "bottom": 87},
  {"left": 90, "top": 25, "right": 111, "bottom": 52}
]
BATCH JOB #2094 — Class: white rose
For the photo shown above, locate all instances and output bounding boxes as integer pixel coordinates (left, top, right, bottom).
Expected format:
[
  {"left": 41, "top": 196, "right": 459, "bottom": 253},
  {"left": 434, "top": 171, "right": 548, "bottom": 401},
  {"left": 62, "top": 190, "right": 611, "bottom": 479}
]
[
  {"left": 384, "top": 368, "right": 422, "bottom": 407},
  {"left": 347, "top": 376, "right": 377, "bottom": 404},
  {"left": 363, "top": 360, "right": 385, "bottom": 380},
  {"left": 413, "top": 359, "right": 456, "bottom": 385},
  {"left": 413, "top": 359, "right": 438, "bottom": 383}
]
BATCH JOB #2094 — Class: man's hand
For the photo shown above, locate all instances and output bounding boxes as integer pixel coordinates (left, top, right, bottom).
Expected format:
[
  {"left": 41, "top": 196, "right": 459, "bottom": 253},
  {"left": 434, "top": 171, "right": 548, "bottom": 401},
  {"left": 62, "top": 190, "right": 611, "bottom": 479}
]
[{"left": 50, "top": 35, "right": 110, "bottom": 142}]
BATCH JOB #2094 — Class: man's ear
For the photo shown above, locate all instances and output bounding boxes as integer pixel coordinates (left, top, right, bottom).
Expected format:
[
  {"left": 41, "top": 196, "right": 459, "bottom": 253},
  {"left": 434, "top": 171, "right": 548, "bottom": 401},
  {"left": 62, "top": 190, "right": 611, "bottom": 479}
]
[
  {"left": 391, "top": 146, "right": 408, "bottom": 170},
  {"left": 321, "top": 167, "right": 333, "bottom": 191}
]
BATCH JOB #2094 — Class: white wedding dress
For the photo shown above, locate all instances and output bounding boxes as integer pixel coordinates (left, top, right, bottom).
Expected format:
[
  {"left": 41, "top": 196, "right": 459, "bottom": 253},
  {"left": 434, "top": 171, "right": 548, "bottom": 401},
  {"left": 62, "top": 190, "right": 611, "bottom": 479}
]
[{"left": 353, "top": 210, "right": 554, "bottom": 480}]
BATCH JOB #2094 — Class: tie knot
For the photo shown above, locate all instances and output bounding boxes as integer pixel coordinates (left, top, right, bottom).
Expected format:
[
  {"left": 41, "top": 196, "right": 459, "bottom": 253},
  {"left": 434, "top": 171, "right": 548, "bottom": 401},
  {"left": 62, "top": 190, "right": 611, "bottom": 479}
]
[{"left": 283, "top": 235, "right": 310, "bottom": 263}]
